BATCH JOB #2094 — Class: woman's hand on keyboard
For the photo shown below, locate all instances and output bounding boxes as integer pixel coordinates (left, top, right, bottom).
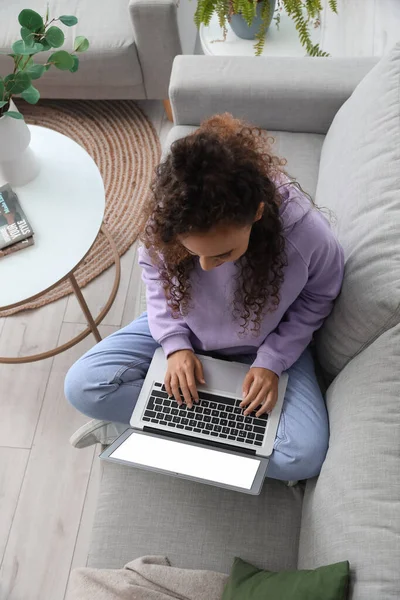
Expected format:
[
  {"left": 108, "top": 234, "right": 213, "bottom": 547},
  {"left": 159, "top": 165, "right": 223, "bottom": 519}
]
[
  {"left": 240, "top": 367, "right": 279, "bottom": 417},
  {"left": 165, "top": 350, "right": 206, "bottom": 408}
]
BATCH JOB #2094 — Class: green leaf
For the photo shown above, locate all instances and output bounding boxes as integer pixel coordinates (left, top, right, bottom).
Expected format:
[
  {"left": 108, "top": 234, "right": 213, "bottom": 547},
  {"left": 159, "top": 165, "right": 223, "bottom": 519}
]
[
  {"left": 18, "top": 9, "right": 44, "bottom": 32},
  {"left": 49, "top": 50, "right": 74, "bottom": 70},
  {"left": 12, "top": 40, "right": 44, "bottom": 55},
  {"left": 45, "top": 26, "right": 65, "bottom": 48},
  {"left": 40, "top": 39, "right": 51, "bottom": 50},
  {"left": 59, "top": 15, "right": 78, "bottom": 26},
  {"left": 0, "top": 79, "right": 4, "bottom": 99},
  {"left": 74, "top": 36, "right": 89, "bottom": 52},
  {"left": 20, "top": 26, "right": 35, "bottom": 46},
  {"left": 4, "top": 111, "right": 24, "bottom": 120},
  {"left": 26, "top": 63, "right": 45, "bottom": 80},
  {"left": 20, "top": 84, "right": 40, "bottom": 104},
  {"left": 69, "top": 55, "right": 79, "bottom": 73},
  {"left": 16, "top": 56, "right": 33, "bottom": 71},
  {"left": 4, "top": 71, "right": 31, "bottom": 95},
  {"left": 0, "top": 100, "right": 7, "bottom": 108}
]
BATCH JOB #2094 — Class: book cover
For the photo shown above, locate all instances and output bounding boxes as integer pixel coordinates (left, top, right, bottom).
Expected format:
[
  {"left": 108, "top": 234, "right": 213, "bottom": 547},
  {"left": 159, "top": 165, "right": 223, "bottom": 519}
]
[
  {"left": 0, "top": 184, "right": 34, "bottom": 250},
  {"left": 0, "top": 235, "right": 35, "bottom": 259}
]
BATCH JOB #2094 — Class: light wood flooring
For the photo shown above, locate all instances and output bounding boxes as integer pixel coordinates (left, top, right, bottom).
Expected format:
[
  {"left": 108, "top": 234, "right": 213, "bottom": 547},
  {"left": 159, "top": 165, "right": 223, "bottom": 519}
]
[
  {"left": 0, "top": 102, "right": 172, "bottom": 600},
  {"left": 1, "top": 2, "right": 400, "bottom": 598}
]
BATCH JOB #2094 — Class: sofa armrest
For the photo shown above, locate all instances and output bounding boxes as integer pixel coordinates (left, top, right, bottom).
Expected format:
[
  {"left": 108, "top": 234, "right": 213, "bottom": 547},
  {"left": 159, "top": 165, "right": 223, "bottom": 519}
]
[
  {"left": 129, "top": 0, "right": 197, "bottom": 100},
  {"left": 298, "top": 325, "right": 400, "bottom": 597},
  {"left": 169, "top": 55, "right": 379, "bottom": 133}
]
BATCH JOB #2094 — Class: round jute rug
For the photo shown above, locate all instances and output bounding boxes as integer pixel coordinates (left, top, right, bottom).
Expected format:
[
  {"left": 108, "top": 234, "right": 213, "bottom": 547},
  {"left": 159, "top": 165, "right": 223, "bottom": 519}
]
[{"left": 1, "top": 99, "right": 161, "bottom": 317}]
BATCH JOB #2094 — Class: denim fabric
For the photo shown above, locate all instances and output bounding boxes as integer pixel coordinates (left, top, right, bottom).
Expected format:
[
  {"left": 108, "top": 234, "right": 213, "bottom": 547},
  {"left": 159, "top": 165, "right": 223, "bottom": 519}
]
[{"left": 65, "top": 313, "right": 329, "bottom": 481}]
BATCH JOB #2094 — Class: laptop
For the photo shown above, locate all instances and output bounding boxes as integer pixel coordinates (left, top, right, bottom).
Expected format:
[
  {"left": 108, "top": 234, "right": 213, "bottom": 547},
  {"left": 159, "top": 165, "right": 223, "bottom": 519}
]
[{"left": 101, "top": 348, "right": 288, "bottom": 495}]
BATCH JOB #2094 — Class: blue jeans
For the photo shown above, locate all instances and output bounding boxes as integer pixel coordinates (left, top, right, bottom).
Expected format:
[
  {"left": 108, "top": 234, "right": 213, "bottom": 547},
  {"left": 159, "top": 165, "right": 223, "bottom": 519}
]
[{"left": 65, "top": 313, "right": 329, "bottom": 481}]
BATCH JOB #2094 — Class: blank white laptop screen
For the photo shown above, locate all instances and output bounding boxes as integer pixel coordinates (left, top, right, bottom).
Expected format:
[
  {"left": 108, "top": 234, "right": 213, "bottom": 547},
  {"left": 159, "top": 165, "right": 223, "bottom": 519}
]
[{"left": 110, "top": 432, "right": 261, "bottom": 490}]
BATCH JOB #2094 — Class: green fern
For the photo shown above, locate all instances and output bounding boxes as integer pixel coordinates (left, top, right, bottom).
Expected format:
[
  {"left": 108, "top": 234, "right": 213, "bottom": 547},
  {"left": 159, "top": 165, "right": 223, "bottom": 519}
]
[
  {"left": 308, "top": 42, "right": 329, "bottom": 57},
  {"left": 329, "top": 0, "right": 337, "bottom": 13},
  {"left": 215, "top": 0, "right": 229, "bottom": 32},
  {"left": 240, "top": 0, "right": 257, "bottom": 27},
  {"left": 231, "top": 0, "right": 241, "bottom": 13},
  {"left": 193, "top": 0, "right": 338, "bottom": 56},
  {"left": 254, "top": 0, "right": 272, "bottom": 55},
  {"left": 286, "top": 2, "right": 312, "bottom": 52},
  {"left": 280, "top": 0, "right": 332, "bottom": 56},
  {"left": 305, "top": 0, "right": 318, "bottom": 19}
]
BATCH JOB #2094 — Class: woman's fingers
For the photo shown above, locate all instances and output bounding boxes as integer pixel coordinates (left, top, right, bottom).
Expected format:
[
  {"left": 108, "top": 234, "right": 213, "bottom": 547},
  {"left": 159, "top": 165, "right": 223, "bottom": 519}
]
[
  {"left": 185, "top": 370, "right": 199, "bottom": 403},
  {"left": 244, "top": 386, "right": 278, "bottom": 417},
  {"left": 243, "top": 389, "right": 264, "bottom": 416},
  {"left": 164, "top": 374, "right": 172, "bottom": 398},
  {"left": 241, "top": 371, "right": 253, "bottom": 400},
  {"left": 241, "top": 379, "right": 260, "bottom": 409},
  {"left": 194, "top": 357, "right": 206, "bottom": 385},
  {"left": 179, "top": 374, "right": 193, "bottom": 408},
  {"left": 256, "top": 390, "right": 276, "bottom": 417},
  {"left": 265, "top": 386, "right": 279, "bottom": 414},
  {"left": 170, "top": 374, "right": 182, "bottom": 405}
]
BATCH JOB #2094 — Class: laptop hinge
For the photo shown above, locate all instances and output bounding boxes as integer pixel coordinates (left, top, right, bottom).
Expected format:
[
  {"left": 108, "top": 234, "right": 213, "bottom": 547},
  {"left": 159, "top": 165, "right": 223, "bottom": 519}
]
[{"left": 143, "top": 426, "right": 257, "bottom": 456}]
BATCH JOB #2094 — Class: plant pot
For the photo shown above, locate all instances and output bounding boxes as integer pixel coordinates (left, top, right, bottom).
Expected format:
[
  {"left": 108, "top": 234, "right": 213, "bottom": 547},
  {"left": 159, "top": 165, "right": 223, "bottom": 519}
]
[
  {"left": 0, "top": 101, "right": 40, "bottom": 187},
  {"left": 229, "top": 0, "right": 276, "bottom": 40}
]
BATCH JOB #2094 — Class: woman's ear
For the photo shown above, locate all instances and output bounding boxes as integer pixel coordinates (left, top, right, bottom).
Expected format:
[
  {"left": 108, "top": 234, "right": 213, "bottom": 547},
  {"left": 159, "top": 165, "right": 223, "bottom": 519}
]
[{"left": 254, "top": 202, "right": 265, "bottom": 222}]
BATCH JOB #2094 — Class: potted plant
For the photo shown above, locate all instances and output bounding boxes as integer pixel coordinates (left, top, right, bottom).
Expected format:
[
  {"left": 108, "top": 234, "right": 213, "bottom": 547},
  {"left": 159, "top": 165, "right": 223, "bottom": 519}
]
[
  {"left": 0, "top": 7, "right": 89, "bottom": 186},
  {"left": 194, "top": 0, "right": 338, "bottom": 56}
]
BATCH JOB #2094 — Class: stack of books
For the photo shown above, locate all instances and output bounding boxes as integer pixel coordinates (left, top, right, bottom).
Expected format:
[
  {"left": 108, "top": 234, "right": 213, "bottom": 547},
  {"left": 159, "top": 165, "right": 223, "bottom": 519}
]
[{"left": 0, "top": 184, "right": 34, "bottom": 259}]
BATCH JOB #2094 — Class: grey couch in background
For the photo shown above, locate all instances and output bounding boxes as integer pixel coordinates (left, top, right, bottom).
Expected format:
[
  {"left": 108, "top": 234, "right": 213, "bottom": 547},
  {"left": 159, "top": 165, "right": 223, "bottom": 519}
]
[
  {"left": 0, "top": 0, "right": 197, "bottom": 100},
  {"left": 87, "top": 46, "right": 400, "bottom": 600}
]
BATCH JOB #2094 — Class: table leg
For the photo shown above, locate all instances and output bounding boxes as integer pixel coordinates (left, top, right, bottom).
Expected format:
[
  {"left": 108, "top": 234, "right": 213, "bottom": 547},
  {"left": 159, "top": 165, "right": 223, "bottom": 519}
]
[
  {"left": 69, "top": 273, "right": 102, "bottom": 343},
  {"left": 0, "top": 224, "right": 120, "bottom": 362}
]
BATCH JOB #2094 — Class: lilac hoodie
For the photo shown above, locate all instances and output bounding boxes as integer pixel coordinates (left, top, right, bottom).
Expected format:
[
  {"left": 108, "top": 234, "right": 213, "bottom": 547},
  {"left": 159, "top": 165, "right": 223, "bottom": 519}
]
[{"left": 139, "top": 180, "right": 344, "bottom": 377}]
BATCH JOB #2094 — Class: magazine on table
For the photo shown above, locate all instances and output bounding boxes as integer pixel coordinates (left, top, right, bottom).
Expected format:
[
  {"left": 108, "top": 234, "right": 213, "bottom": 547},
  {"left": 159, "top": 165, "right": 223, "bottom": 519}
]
[
  {"left": 0, "top": 183, "right": 34, "bottom": 257},
  {"left": 0, "top": 236, "right": 34, "bottom": 258}
]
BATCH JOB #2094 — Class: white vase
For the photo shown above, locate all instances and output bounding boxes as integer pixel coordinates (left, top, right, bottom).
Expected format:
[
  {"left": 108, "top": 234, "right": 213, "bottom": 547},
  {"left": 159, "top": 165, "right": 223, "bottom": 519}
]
[{"left": 0, "top": 101, "right": 40, "bottom": 187}]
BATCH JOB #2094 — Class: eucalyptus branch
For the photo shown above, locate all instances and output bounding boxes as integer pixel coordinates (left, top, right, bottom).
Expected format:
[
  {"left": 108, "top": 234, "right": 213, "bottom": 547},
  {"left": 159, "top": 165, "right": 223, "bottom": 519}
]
[
  {"left": 1, "top": 7, "right": 88, "bottom": 118},
  {"left": 21, "top": 55, "right": 32, "bottom": 71},
  {"left": 13, "top": 55, "right": 24, "bottom": 74}
]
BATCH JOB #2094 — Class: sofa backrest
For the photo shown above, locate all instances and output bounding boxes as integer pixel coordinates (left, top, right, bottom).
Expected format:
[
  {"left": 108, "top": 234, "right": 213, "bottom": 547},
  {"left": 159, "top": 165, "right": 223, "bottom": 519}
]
[{"left": 314, "top": 43, "right": 400, "bottom": 377}]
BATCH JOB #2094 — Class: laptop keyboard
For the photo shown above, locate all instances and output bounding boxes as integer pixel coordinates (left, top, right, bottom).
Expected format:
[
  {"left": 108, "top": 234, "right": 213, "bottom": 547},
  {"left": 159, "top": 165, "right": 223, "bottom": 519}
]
[{"left": 142, "top": 382, "right": 268, "bottom": 447}]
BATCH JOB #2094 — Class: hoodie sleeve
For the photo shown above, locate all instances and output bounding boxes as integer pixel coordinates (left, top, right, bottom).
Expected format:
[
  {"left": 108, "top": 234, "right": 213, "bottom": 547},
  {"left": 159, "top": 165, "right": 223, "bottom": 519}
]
[
  {"left": 252, "top": 220, "right": 344, "bottom": 377},
  {"left": 138, "top": 246, "right": 194, "bottom": 357}
]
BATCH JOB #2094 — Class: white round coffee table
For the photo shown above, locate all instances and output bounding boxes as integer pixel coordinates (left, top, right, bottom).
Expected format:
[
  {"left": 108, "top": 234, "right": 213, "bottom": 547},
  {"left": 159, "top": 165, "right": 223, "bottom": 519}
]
[
  {"left": 200, "top": 10, "right": 320, "bottom": 57},
  {"left": 0, "top": 125, "right": 121, "bottom": 364}
]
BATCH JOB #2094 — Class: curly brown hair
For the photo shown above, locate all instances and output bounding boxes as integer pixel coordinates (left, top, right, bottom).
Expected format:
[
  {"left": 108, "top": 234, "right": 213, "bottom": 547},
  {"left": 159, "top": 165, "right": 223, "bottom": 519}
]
[{"left": 141, "top": 113, "right": 290, "bottom": 334}]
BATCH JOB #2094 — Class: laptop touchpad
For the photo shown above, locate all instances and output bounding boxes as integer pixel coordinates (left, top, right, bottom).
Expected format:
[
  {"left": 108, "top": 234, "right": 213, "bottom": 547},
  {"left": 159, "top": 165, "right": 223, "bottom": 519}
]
[{"left": 200, "top": 357, "right": 248, "bottom": 395}]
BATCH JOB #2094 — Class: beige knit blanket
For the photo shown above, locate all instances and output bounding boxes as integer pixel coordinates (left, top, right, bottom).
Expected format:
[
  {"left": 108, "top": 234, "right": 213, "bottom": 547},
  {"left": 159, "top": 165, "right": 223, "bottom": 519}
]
[{"left": 68, "top": 555, "right": 228, "bottom": 600}]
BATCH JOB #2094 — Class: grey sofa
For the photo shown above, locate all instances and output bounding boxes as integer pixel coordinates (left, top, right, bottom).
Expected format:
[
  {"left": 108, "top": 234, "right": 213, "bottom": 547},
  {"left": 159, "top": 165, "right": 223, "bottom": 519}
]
[
  {"left": 87, "top": 46, "right": 400, "bottom": 599},
  {"left": 0, "top": 0, "right": 197, "bottom": 100}
]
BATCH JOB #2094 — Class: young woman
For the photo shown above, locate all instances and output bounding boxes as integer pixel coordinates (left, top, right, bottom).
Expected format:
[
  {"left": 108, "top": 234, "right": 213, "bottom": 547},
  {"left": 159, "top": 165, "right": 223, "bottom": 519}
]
[{"left": 65, "top": 114, "right": 344, "bottom": 482}]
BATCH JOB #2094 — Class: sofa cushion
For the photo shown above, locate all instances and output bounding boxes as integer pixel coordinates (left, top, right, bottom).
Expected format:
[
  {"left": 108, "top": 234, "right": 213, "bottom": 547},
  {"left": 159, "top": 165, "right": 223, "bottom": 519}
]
[
  {"left": 298, "top": 324, "right": 400, "bottom": 599},
  {"left": 222, "top": 557, "right": 350, "bottom": 600},
  {"left": 314, "top": 43, "right": 400, "bottom": 376},
  {"left": 88, "top": 463, "right": 304, "bottom": 573},
  {"left": 164, "top": 127, "right": 325, "bottom": 199},
  {"left": 0, "top": 1, "right": 143, "bottom": 92}
]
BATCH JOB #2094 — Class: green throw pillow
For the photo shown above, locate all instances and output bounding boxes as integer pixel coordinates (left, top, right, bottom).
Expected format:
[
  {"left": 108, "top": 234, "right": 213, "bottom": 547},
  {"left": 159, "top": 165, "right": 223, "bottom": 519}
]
[{"left": 222, "top": 557, "right": 350, "bottom": 600}]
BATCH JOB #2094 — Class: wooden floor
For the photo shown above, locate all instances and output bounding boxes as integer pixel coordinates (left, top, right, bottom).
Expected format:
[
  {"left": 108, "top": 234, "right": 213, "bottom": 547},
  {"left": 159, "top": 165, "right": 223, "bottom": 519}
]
[
  {"left": 1, "top": 2, "right": 400, "bottom": 598},
  {"left": 0, "top": 102, "right": 172, "bottom": 600}
]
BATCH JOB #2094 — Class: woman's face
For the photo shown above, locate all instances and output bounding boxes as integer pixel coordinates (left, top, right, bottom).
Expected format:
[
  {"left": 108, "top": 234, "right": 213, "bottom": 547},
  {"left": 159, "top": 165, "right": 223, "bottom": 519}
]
[
  {"left": 178, "top": 203, "right": 264, "bottom": 271},
  {"left": 179, "top": 223, "right": 252, "bottom": 271}
]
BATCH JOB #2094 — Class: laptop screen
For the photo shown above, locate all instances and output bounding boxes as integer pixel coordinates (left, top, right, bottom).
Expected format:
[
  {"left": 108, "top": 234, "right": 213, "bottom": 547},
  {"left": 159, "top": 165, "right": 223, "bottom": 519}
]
[{"left": 110, "top": 432, "right": 261, "bottom": 490}]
